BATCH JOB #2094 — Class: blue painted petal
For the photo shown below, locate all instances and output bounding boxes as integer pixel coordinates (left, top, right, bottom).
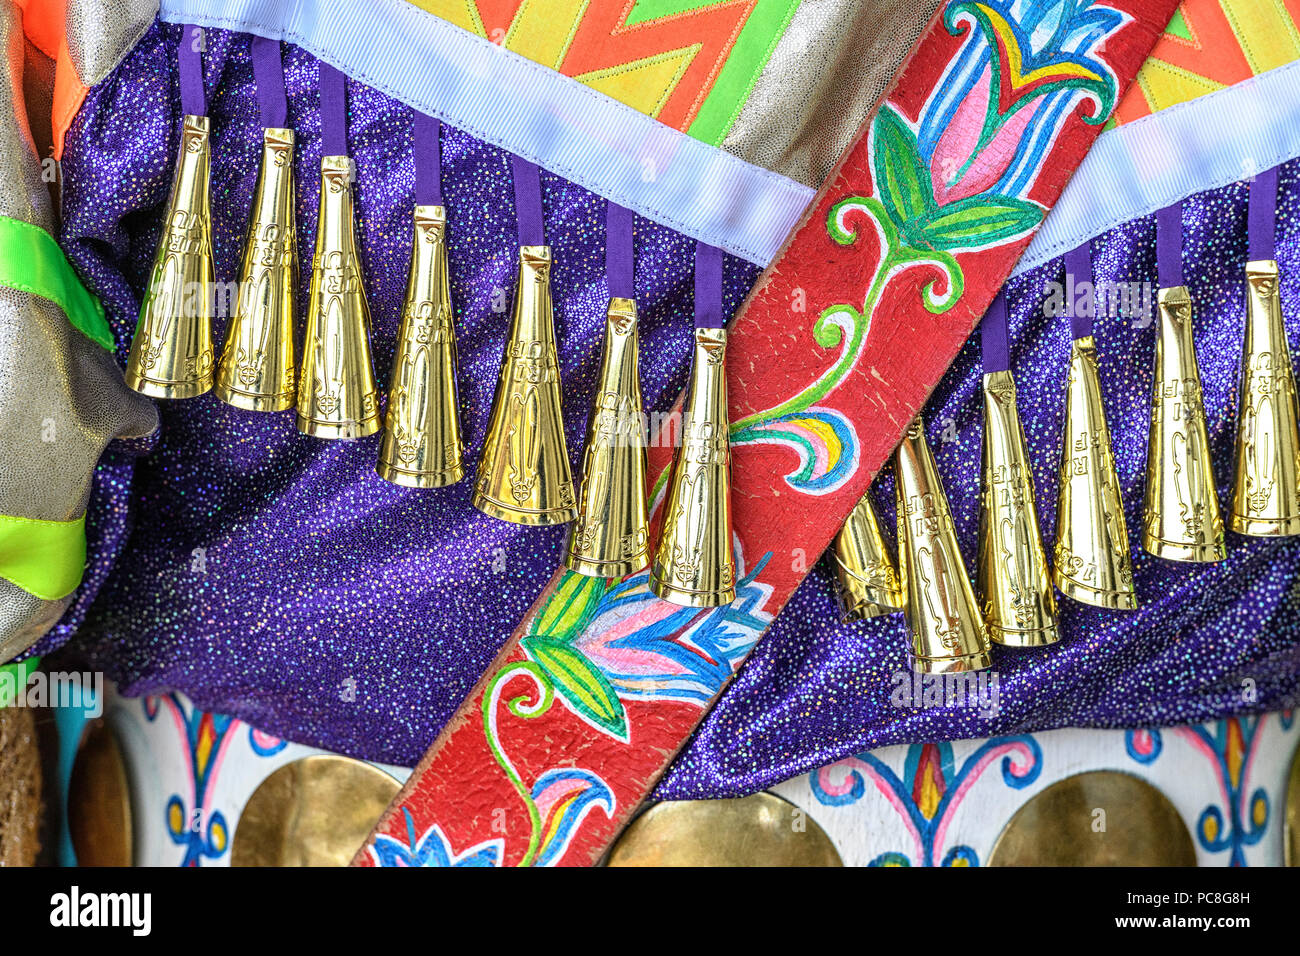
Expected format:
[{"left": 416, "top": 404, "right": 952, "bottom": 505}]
[
  {"left": 370, "top": 834, "right": 418, "bottom": 867},
  {"left": 531, "top": 768, "right": 615, "bottom": 867}
]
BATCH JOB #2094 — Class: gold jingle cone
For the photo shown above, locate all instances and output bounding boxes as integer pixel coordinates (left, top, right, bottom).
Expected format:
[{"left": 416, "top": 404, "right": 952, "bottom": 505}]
[
  {"left": 895, "top": 417, "right": 992, "bottom": 673},
  {"left": 1142, "top": 286, "right": 1226, "bottom": 561},
  {"left": 125, "top": 114, "right": 215, "bottom": 399},
  {"left": 977, "top": 370, "right": 1059, "bottom": 646},
  {"left": 564, "top": 297, "right": 649, "bottom": 577},
  {"left": 650, "top": 327, "right": 735, "bottom": 607},
  {"left": 215, "top": 127, "right": 297, "bottom": 411},
  {"left": 377, "top": 205, "right": 465, "bottom": 487},
  {"left": 1231, "top": 260, "right": 1300, "bottom": 536},
  {"left": 1054, "top": 336, "right": 1138, "bottom": 609},
  {"left": 472, "top": 246, "right": 577, "bottom": 525},
  {"left": 832, "top": 488, "right": 904, "bottom": 621},
  {"left": 296, "top": 156, "right": 381, "bottom": 439}
]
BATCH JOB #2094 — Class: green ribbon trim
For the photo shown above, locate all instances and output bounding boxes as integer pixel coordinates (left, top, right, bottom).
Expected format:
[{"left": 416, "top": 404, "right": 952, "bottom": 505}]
[
  {"left": 0, "top": 657, "right": 41, "bottom": 709},
  {"left": 0, "top": 513, "right": 87, "bottom": 601},
  {"left": 0, "top": 215, "right": 114, "bottom": 350}
]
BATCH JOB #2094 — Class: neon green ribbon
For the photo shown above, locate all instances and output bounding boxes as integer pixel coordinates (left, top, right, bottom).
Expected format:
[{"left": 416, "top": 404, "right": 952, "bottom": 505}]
[
  {"left": 0, "top": 217, "right": 104, "bottom": 603},
  {"left": 0, "top": 214, "right": 114, "bottom": 350},
  {"left": 0, "top": 513, "right": 86, "bottom": 600},
  {"left": 0, "top": 657, "right": 41, "bottom": 708}
]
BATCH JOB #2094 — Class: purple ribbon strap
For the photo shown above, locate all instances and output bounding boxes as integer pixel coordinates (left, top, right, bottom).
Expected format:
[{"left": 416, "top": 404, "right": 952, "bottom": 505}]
[
  {"left": 606, "top": 202, "right": 634, "bottom": 300},
  {"left": 1064, "top": 240, "right": 1093, "bottom": 340},
  {"left": 981, "top": 289, "right": 1011, "bottom": 373},
  {"left": 413, "top": 113, "right": 442, "bottom": 207},
  {"left": 319, "top": 63, "right": 348, "bottom": 157},
  {"left": 251, "top": 36, "right": 287, "bottom": 129},
  {"left": 1248, "top": 165, "right": 1278, "bottom": 261},
  {"left": 177, "top": 25, "right": 206, "bottom": 117},
  {"left": 694, "top": 241, "right": 723, "bottom": 329},
  {"left": 1156, "top": 201, "right": 1183, "bottom": 288},
  {"left": 511, "top": 155, "right": 545, "bottom": 247}
]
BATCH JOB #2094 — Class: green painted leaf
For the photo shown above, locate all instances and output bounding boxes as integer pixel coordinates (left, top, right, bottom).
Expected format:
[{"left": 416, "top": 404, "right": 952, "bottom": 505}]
[
  {"left": 871, "top": 107, "right": 934, "bottom": 230},
  {"left": 530, "top": 571, "right": 608, "bottom": 641},
  {"left": 521, "top": 636, "right": 628, "bottom": 740},
  {"left": 913, "top": 195, "right": 1043, "bottom": 251}
]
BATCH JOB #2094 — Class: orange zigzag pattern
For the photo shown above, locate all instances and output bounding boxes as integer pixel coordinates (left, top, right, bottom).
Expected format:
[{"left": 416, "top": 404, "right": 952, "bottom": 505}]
[
  {"left": 1112, "top": 0, "right": 1300, "bottom": 125},
  {"left": 559, "top": 1, "right": 756, "bottom": 131}
]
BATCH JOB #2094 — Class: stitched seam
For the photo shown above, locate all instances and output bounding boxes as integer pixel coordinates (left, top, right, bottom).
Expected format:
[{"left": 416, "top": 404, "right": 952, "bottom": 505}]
[
  {"left": 159, "top": 0, "right": 815, "bottom": 262},
  {"left": 1014, "top": 60, "right": 1300, "bottom": 274}
]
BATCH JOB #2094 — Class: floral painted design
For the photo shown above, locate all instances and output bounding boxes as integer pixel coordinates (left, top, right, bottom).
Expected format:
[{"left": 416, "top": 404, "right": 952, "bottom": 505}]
[
  {"left": 442, "top": 541, "right": 776, "bottom": 867},
  {"left": 370, "top": 808, "right": 504, "bottom": 867},
  {"left": 530, "top": 769, "right": 616, "bottom": 867},
  {"left": 568, "top": 547, "right": 775, "bottom": 707},
  {"left": 144, "top": 693, "right": 287, "bottom": 867},
  {"left": 1177, "top": 718, "right": 1269, "bottom": 866},
  {"left": 1127, "top": 713, "right": 1298, "bottom": 866},
  {"left": 513, "top": 541, "right": 775, "bottom": 743},
  {"left": 925, "top": 0, "right": 1122, "bottom": 214},
  {"left": 1124, "top": 726, "right": 1162, "bottom": 764},
  {"left": 810, "top": 736, "right": 1042, "bottom": 866},
  {"left": 734, "top": 0, "right": 1127, "bottom": 494}
]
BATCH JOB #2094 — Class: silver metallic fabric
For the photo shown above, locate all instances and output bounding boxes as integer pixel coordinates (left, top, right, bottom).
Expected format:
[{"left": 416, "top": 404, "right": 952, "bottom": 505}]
[
  {"left": 722, "top": 0, "right": 943, "bottom": 187},
  {"left": 0, "top": 1, "right": 157, "bottom": 662},
  {"left": 64, "top": 0, "right": 159, "bottom": 87},
  {"left": 21, "top": 36, "right": 54, "bottom": 161},
  {"left": 0, "top": 578, "right": 68, "bottom": 663},
  {"left": 0, "top": 3, "right": 52, "bottom": 227}
]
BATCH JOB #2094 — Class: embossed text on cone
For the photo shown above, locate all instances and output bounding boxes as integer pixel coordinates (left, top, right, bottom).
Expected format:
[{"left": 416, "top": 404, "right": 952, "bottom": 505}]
[
  {"left": 125, "top": 115, "right": 215, "bottom": 399},
  {"left": 977, "top": 370, "right": 1059, "bottom": 645},
  {"left": 565, "top": 297, "right": 649, "bottom": 576},
  {"left": 895, "top": 418, "right": 992, "bottom": 673},
  {"left": 1054, "top": 336, "right": 1138, "bottom": 609},
  {"left": 473, "top": 246, "right": 577, "bottom": 525},
  {"left": 650, "top": 327, "right": 735, "bottom": 607},
  {"left": 1231, "top": 260, "right": 1300, "bottom": 536},
  {"left": 216, "top": 127, "right": 297, "bottom": 411},
  {"left": 1142, "top": 286, "right": 1225, "bottom": 561},
  {"left": 377, "top": 205, "right": 465, "bottom": 487},
  {"left": 296, "top": 155, "right": 381, "bottom": 439}
]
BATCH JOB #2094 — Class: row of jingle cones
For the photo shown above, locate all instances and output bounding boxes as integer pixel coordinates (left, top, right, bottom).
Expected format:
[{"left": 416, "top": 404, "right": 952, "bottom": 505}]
[
  {"left": 123, "top": 117, "right": 738, "bottom": 607},
  {"left": 832, "top": 266, "right": 1300, "bottom": 673}
]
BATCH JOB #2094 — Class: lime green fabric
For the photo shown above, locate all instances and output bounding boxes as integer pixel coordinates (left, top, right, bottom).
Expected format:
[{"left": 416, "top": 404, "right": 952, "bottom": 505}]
[
  {"left": 0, "top": 513, "right": 87, "bottom": 601},
  {"left": 0, "top": 657, "right": 40, "bottom": 708},
  {"left": 0, "top": 214, "right": 114, "bottom": 350},
  {"left": 0, "top": 217, "right": 100, "bottom": 604}
]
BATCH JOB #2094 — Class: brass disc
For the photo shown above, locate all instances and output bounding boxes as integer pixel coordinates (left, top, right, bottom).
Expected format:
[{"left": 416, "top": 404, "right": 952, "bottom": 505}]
[
  {"left": 988, "top": 770, "right": 1196, "bottom": 866},
  {"left": 1285, "top": 739, "right": 1300, "bottom": 867},
  {"left": 68, "top": 720, "right": 133, "bottom": 867},
  {"left": 606, "top": 793, "right": 842, "bottom": 867},
  {"left": 231, "top": 755, "right": 401, "bottom": 867}
]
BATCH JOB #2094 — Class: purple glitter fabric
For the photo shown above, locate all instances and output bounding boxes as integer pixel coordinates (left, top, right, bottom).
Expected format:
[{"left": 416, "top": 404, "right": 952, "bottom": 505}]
[
  {"left": 658, "top": 169, "right": 1300, "bottom": 799},
  {"left": 53, "top": 22, "right": 757, "bottom": 763},
  {"left": 52, "top": 22, "right": 1300, "bottom": 795}
]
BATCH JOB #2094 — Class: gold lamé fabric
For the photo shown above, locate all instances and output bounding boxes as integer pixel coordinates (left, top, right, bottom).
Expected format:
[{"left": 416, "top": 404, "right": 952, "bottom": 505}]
[{"left": 721, "top": 0, "right": 944, "bottom": 188}]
